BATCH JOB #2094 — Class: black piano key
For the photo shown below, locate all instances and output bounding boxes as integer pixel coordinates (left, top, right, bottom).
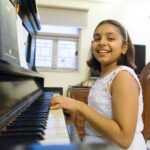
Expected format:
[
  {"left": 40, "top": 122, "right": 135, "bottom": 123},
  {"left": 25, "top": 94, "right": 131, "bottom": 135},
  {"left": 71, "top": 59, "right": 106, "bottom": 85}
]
[
  {"left": 18, "top": 109, "right": 49, "bottom": 118},
  {"left": 0, "top": 137, "right": 38, "bottom": 144},
  {"left": 0, "top": 132, "right": 44, "bottom": 140},
  {"left": 16, "top": 117, "right": 48, "bottom": 121},
  {"left": 11, "top": 120, "right": 47, "bottom": 127},
  {"left": 13, "top": 120, "right": 47, "bottom": 126},
  {"left": 7, "top": 122, "right": 46, "bottom": 129},
  {"left": 17, "top": 111, "right": 47, "bottom": 116},
  {"left": 10, "top": 121, "right": 46, "bottom": 126},
  {"left": 14, "top": 114, "right": 48, "bottom": 122},
  {"left": 13, "top": 116, "right": 46, "bottom": 121},
  {"left": 1, "top": 130, "right": 44, "bottom": 137},
  {"left": 2, "top": 127, "right": 45, "bottom": 135},
  {"left": 13, "top": 118, "right": 47, "bottom": 122},
  {"left": 24, "top": 109, "right": 49, "bottom": 113},
  {"left": 18, "top": 113, "right": 48, "bottom": 116},
  {"left": 0, "top": 92, "right": 53, "bottom": 143}
]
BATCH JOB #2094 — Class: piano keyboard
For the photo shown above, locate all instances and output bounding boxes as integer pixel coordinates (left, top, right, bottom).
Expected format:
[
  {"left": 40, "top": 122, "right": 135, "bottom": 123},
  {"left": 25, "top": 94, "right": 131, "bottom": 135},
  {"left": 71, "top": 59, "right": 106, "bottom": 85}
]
[
  {"left": 40, "top": 108, "right": 70, "bottom": 144},
  {"left": 0, "top": 92, "right": 70, "bottom": 144}
]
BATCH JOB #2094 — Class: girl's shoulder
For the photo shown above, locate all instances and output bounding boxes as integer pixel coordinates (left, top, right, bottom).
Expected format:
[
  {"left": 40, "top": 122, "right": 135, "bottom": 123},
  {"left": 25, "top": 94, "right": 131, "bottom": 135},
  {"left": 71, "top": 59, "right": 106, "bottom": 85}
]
[
  {"left": 98, "top": 66, "right": 138, "bottom": 87},
  {"left": 117, "top": 65, "right": 134, "bottom": 73},
  {"left": 114, "top": 66, "right": 140, "bottom": 85},
  {"left": 114, "top": 66, "right": 136, "bottom": 78},
  {"left": 108, "top": 65, "right": 138, "bottom": 85}
]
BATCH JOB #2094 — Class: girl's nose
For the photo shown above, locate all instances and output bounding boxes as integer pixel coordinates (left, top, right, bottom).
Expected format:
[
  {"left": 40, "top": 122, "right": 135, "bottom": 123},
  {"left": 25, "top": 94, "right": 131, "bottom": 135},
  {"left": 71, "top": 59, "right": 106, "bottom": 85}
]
[{"left": 98, "top": 37, "right": 106, "bottom": 46}]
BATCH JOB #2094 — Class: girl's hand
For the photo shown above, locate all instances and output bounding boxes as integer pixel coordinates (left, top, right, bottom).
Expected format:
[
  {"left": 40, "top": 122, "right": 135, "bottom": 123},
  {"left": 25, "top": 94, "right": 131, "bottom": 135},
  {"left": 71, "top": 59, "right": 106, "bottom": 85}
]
[{"left": 50, "top": 96, "right": 81, "bottom": 113}]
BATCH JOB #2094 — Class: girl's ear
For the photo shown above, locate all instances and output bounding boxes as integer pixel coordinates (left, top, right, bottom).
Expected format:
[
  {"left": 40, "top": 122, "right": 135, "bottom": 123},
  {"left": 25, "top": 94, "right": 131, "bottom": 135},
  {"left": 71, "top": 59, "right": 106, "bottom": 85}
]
[{"left": 122, "top": 43, "right": 128, "bottom": 54}]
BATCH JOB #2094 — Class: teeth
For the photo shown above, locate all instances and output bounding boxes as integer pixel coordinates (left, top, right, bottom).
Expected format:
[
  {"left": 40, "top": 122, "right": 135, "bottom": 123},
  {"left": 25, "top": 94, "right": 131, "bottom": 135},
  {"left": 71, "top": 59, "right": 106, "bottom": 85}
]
[
  {"left": 98, "top": 50, "right": 109, "bottom": 53},
  {"left": 99, "top": 50, "right": 106, "bottom": 53}
]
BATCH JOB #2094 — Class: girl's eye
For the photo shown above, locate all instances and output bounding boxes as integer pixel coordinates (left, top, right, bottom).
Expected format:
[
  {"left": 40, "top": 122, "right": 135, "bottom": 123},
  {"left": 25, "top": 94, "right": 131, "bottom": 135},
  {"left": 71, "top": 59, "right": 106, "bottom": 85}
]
[
  {"left": 93, "top": 38, "right": 100, "bottom": 42},
  {"left": 107, "top": 37, "right": 115, "bottom": 41},
  {"left": 93, "top": 36, "right": 101, "bottom": 42}
]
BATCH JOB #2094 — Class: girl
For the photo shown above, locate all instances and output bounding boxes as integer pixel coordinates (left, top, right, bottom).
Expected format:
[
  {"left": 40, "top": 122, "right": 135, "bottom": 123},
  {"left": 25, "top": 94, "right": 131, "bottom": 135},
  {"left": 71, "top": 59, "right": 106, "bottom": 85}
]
[{"left": 50, "top": 19, "right": 147, "bottom": 150}]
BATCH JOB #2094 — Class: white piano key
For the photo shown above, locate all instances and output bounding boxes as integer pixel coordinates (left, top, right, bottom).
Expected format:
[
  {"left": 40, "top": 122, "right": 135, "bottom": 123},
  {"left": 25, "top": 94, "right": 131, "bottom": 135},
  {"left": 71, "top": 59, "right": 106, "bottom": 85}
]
[{"left": 40, "top": 108, "right": 70, "bottom": 145}]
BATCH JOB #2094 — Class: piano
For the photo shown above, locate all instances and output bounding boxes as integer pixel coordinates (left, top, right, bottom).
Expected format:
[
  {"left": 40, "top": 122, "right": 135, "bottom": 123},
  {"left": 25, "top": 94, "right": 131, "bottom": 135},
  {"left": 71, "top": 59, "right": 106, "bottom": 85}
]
[
  {"left": 0, "top": 1, "right": 122, "bottom": 149},
  {"left": 0, "top": 58, "right": 80, "bottom": 149},
  {"left": 0, "top": 0, "right": 81, "bottom": 149}
]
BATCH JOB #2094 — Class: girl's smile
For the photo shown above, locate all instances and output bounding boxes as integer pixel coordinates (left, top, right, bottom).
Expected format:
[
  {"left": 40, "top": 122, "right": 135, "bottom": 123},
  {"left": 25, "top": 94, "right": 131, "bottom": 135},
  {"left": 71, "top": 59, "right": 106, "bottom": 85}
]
[{"left": 96, "top": 49, "right": 111, "bottom": 54}]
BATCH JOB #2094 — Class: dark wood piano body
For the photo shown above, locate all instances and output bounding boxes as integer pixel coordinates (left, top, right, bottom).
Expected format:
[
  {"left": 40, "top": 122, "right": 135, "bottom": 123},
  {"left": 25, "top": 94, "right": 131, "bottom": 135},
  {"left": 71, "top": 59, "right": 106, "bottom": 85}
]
[
  {"left": 0, "top": 59, "right": 53, "bottom": 143},
  {"left": 0, "top": 0, "right": 53, "bottom": 145},
  {"left": 0, "top": 0, "right": 79, "bottom": 149},
  {"left": 0, "top": 59, "right": 80, "bottom": 149}
]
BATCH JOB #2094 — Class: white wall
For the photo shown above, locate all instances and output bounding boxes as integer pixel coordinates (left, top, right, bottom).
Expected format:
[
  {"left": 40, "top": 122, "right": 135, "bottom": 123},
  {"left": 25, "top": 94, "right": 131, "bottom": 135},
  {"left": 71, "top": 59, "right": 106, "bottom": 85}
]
[{"left": 36, "top": 0, "right": 150, "bottom": 95}]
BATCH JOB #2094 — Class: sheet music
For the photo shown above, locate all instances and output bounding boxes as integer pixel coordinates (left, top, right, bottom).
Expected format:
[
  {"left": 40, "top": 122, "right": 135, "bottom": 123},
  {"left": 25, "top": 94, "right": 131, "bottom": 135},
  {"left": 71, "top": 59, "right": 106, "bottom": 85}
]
[{"left": 16, "top": 15, "right": 28, "bottom": 69}]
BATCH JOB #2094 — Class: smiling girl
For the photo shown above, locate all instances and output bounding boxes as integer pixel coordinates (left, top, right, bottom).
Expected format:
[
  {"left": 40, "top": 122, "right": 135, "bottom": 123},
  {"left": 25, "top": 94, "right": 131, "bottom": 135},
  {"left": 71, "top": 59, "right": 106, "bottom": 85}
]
[{"left": 51, "top": 19, "right": 147, "bottom": 150}]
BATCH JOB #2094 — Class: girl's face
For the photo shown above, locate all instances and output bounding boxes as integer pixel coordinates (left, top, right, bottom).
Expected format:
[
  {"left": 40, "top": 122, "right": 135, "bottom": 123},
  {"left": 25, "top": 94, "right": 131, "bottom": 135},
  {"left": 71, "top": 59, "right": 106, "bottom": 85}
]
[{"left": 92, "top": 23, "right": 127, "bottom": 69}]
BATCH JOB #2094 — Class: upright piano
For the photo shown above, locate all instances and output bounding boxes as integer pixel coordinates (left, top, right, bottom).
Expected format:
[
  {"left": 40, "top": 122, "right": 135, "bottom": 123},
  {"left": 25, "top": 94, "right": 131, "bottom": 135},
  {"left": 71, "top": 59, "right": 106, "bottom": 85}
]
[
  {"left": 0, "top": 59, "right": 82, "bottom": 150},
  {"left": 0, "top": 0, "right": 81, "bottom": 149},
  {"left": 0, "top": 0, "right": 122, "bottom": 149}
]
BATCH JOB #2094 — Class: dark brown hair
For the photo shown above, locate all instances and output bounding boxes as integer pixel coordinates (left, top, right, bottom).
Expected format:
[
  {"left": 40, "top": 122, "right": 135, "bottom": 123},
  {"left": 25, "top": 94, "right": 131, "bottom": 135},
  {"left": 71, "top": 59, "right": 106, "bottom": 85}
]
[{"left": 87, "top": 19, "right": 137, "bottom": 72}]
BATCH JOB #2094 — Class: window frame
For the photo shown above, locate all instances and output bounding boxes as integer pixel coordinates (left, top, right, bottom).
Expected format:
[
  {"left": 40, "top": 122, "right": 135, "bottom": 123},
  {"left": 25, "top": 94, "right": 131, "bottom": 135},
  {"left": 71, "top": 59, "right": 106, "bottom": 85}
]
[{"left": 35, "top": 33, "right": 80, "bottom": 72}]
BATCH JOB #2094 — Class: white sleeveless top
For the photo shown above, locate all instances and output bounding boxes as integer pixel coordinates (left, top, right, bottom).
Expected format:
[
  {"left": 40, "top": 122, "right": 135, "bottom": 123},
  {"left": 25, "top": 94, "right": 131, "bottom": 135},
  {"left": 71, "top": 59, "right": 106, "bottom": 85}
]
[{"left": 83, "top": 66, "right": 146, "bottom": 150}]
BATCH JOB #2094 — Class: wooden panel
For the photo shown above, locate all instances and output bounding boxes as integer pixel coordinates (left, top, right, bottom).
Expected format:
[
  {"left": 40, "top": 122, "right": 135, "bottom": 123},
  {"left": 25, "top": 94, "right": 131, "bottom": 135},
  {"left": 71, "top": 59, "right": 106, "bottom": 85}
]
[
  {"left": 142, "top": 77, "right": 150, "bottom": 140},
  {"left": 140, "top": 62, "right": 150, "bottom": 140},
  {"left": 68, "top": 88, "right": 90, "bottom": 140}
]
